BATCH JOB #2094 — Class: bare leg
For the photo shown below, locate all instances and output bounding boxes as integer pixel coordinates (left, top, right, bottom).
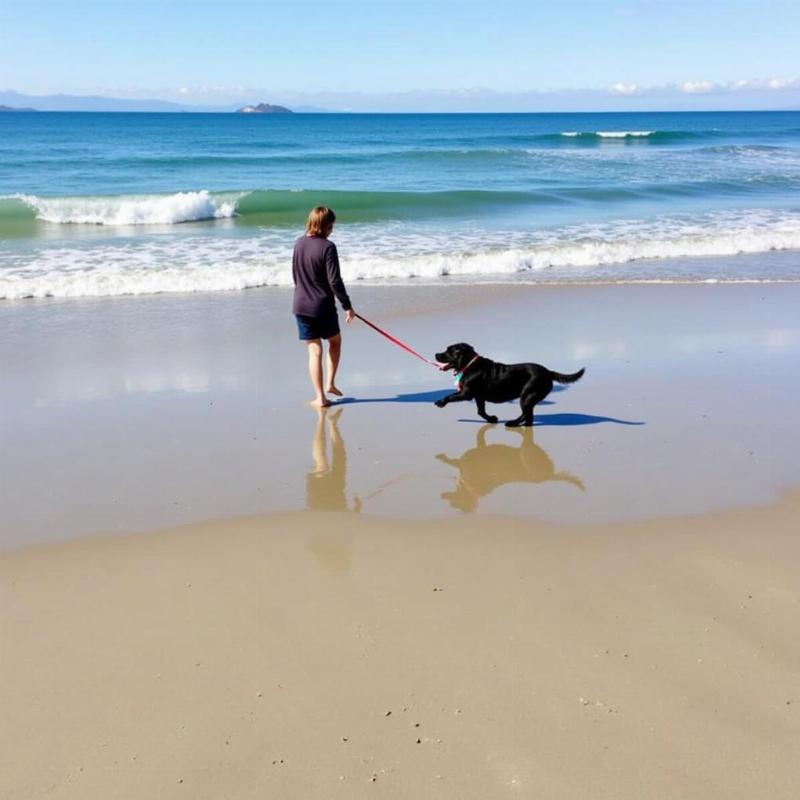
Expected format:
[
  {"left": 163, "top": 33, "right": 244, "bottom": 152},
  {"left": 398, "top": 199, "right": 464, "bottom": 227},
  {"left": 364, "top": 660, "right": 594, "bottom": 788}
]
[
  {"left": 306, "top": 339, "right": 330, "bottom": 407},
  {"left": 325, "top": 333, "right": 343, "bottom": 396}
]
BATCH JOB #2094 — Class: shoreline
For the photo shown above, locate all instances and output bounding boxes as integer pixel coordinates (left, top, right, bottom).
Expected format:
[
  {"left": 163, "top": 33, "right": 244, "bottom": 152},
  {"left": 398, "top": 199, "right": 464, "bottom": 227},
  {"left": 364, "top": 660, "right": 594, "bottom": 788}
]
[{"left": 4, "top": 247, "right": 800, "bottom": 302}]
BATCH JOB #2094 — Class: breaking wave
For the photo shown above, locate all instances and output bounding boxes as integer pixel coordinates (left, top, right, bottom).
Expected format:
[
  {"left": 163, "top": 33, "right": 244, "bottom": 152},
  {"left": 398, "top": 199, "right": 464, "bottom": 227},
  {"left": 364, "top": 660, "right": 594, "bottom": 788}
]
[
  {"left": 5, "top": 176, "right": 800, "bottom": 232},
  {"left": 550, "top": 129, "right": 721, "bottom": 144},
  {"left": 10, "top": 190, "right": 239, "bottom": 225}
]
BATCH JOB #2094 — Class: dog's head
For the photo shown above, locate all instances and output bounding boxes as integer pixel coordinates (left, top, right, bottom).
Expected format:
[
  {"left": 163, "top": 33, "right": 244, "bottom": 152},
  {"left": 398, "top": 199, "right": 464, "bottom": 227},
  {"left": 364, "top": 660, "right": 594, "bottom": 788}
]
[
  {"left": 441, "top": 486, "right": 478, "bottom": 513},
  {"left": 435, "top": 342, "right": 477, "bottom": 372}
]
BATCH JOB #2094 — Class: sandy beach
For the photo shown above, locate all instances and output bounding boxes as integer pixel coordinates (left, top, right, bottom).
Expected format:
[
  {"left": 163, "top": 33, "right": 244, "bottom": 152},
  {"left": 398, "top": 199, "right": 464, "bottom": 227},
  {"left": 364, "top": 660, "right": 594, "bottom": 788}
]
[{"left": 2, "top": 280, "right": 800, "bottom": 798}]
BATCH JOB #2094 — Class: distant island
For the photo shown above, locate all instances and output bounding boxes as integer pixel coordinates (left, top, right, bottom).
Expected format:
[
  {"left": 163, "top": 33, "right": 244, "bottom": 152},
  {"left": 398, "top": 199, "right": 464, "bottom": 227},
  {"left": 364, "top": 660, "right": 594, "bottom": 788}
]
[
  {"left": 236, "top": 103, "right": 293, "bottom": 114},
  {"left": 0, "top": 104, "right": 36, "bottom": 112}
]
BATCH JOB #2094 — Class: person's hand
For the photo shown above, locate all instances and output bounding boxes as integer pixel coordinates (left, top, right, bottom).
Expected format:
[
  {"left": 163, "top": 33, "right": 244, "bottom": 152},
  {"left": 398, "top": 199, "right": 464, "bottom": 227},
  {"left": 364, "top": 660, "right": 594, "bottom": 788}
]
[{"left": 345, "top": 309, "right": 355, "bottom": 324}]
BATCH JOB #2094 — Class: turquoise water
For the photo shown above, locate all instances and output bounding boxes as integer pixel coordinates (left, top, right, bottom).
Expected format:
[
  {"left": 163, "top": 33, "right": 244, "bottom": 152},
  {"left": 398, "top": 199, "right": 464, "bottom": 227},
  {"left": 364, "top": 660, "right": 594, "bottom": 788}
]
[{"left": 2, "top": 111, "right": 800, "bottom": 298}]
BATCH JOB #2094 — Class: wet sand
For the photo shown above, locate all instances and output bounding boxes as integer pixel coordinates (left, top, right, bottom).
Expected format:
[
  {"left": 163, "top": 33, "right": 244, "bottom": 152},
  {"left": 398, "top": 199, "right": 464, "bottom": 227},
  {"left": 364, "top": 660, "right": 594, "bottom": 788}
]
[
  {"left": 2, "top": 282, "right": 800, "bottom": 547},
  {"left": 1, "top": 281, "right": 800, "bottom": 797}
]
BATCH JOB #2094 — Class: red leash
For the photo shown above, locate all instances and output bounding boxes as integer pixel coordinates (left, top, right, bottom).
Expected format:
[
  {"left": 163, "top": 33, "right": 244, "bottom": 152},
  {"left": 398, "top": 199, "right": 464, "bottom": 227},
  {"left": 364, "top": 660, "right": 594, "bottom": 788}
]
[{"left": 354, "top": 313, "right": 441, "bottom": 368}]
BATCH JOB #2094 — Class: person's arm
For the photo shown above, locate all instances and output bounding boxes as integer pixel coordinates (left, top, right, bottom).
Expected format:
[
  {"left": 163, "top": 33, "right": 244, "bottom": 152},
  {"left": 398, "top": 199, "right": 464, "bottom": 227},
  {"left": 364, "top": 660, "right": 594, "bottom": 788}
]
[{"left": 325, "top": 243, "right": 353, "bottom": 314}]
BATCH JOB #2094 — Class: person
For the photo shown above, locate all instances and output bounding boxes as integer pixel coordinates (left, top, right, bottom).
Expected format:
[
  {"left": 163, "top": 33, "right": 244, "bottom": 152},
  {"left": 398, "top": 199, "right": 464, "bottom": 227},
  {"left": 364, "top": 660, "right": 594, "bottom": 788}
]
[{"left": 292, "top": 206, "right": 355, "bottom": 407}]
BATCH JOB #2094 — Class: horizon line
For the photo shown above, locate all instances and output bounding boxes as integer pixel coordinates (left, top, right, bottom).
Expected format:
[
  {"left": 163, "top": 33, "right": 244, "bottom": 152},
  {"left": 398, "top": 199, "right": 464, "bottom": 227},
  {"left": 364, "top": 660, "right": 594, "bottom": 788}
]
[{"left": 2, "top": 108, "right": 798, "bottom": 114}]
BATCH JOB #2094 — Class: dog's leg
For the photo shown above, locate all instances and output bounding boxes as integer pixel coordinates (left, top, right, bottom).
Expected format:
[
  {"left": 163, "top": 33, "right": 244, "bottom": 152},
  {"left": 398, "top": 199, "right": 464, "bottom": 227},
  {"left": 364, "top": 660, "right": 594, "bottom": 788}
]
[
  {"left": 505, "top": 409, "right": 530, "bottom": 427},
  {"left": 475, "top": 398, "right": 498, "bottom": 425},
  {"left": 506, "top": 396, "right": 533, "bottom": 427},
  {"left": 553, "top": 472, "right": 586, "bottom": 490},
  {"left": 434, "top": 389, "right": 472, "bottom": 408},
  {"left": 506, "top": 383, "right": 549, "bottom": 427}
]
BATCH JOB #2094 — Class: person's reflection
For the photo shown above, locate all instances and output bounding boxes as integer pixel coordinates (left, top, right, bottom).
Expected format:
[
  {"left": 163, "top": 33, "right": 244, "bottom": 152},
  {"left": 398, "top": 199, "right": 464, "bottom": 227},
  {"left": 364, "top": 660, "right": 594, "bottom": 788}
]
[
  {"left": 436, "top": 424, "right": 585, "bottom": 512},
  {"left": 307, "top": 407, "right": 361, "bottom": 513},
  {"left": 306, "top": 407, "right": 360, "bottom": 573}
]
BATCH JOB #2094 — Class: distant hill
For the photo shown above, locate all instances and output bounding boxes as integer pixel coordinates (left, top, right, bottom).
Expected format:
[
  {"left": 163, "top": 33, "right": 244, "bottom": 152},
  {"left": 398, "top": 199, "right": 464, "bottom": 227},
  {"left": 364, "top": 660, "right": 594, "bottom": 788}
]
[
  {"left": 0, "top": 90, "right": 194, "bottom": 112},
  {"left": 0, "top": 89, "right": 336, "bottom": 113},
  {"left": 236, "top": 103, "right": 293, "bottom": 114}
]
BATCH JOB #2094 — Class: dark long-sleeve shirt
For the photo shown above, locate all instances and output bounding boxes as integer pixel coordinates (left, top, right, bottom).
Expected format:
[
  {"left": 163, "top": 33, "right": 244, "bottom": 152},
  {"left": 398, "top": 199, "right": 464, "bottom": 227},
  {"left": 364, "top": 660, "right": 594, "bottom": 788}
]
[{"left": 291, "top": 235, "right": 352, "bottom": 316}]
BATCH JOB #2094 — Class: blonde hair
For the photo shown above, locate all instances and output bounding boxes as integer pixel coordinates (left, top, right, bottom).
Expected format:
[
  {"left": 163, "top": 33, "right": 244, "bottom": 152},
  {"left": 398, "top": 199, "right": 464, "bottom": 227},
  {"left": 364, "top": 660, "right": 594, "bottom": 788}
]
[{"left": 305, "top": 206, "right": 336, "bottom": 236}]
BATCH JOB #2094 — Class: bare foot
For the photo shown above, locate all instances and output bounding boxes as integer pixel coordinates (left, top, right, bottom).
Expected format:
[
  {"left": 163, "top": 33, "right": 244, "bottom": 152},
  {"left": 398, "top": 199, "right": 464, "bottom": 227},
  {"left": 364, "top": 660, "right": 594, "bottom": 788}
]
[
  {"left": 326, "top": 385, "right": 344, "bottom": 397},
  {"left": 308, "top": 397, "right": 332, "bottom": 408}
]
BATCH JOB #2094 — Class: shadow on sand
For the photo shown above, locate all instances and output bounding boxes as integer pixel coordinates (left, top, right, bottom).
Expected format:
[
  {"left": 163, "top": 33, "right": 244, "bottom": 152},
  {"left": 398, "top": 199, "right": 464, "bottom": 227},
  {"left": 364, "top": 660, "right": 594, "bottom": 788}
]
[
  {"left": 337, "top": 387, "right": 640, "bottom": 426},
  {"left": 457, "top": 413, "right": 644, "bottom": 426},
  {"left": 336, "top": 389, "right": 457, "bottom": 405},
  {"left": 337, "top": 388, "right": 554, "bottom": 407}
]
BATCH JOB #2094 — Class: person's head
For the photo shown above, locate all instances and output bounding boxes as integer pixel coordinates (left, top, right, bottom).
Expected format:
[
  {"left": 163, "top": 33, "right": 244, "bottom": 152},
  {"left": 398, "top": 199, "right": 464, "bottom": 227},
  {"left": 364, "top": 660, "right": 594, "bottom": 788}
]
[{"left": 306, "top": 206, "right": 336, "bottom": 238}]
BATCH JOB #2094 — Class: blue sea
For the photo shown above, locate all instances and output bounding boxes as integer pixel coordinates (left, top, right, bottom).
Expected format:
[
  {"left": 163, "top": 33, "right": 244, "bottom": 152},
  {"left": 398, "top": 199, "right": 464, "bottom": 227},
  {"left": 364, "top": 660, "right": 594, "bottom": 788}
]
[{"left": 1, "top": 110, "right": 800, "bottom": 299}]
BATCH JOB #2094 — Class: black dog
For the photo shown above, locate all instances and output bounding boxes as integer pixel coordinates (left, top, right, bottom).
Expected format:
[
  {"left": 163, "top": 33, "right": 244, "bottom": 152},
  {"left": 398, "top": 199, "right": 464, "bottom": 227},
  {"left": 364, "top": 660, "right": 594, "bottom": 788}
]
[{"left": 434, "top": 342, "right": 584, "bottom": 427}]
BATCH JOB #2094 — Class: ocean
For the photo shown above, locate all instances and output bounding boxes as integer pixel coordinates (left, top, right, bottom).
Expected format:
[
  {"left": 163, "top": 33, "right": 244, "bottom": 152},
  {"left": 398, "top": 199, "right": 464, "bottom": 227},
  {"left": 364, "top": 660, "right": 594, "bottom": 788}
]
[{"left": 1, "top": 110, "right": 800, "bottom": 300}]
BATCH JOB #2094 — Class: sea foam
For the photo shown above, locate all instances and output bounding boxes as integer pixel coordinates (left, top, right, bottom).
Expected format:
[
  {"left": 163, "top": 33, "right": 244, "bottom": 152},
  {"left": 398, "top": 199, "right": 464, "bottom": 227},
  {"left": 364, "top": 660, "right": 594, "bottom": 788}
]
[
  {"left": 561, "top": 130, "right": 655, "bottom": 138},
  {"left": 16, "top": 190, "right": 239, "bottom": 225},
  {"left": 3, "top": 209, "right": 800, "bottom": 300},
  {"left": 595, "top": 131, "right": 654, "bottom": 138}
]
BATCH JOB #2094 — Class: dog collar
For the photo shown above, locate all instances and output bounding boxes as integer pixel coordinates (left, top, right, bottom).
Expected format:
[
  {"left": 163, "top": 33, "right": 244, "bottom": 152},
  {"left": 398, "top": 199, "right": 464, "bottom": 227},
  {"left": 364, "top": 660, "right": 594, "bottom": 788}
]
[{"left": 454, "top": 355, "right": 480, "bottom": 388}]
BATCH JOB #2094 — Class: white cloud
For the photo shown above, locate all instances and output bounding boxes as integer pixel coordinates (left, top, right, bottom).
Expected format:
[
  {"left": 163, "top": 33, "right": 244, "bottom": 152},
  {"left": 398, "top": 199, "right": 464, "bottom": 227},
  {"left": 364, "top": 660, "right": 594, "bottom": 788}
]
[
  {"left": 609, "top": 82, "right": 640, "bottom": 96},
  {"left": 725, "top": 77, "right": 800, "bottom": 92},
  {"left": 681, "top": 80, "right": 715, "bottom": 94},
  {"left": 767, "top": 78, "right": 790, "bottom": 90},
  {"left": 166, "top": 84, "right": 250, "bottom": 98}
]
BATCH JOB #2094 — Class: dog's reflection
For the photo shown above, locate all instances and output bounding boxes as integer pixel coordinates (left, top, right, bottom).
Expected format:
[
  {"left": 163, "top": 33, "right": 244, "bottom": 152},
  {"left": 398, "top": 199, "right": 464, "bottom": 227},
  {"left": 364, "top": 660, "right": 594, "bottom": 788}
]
[{"left": 436, "top": 424, "right": 585, "bottom": 512}]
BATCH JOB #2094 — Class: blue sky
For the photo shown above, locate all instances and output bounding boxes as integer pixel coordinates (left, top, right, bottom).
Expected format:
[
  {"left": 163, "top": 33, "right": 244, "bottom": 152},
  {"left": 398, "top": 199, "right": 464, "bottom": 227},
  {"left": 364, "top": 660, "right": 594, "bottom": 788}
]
[{"left": 1, "top": 0, "right": 798, "bottom": 110}]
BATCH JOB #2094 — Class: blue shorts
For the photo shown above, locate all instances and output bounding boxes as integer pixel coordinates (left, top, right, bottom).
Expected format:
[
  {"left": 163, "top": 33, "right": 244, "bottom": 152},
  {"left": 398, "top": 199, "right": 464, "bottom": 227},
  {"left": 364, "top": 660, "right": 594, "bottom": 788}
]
[{"left": 295, "top": 309, "right": 341, "bottom": 341}]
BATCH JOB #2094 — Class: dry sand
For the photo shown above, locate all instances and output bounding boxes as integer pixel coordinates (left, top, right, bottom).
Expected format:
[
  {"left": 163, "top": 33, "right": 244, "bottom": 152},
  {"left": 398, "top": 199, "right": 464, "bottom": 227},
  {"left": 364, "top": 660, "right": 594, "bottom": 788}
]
[{"left": 2, "top": 493, "right": 799, "bottom": 799}]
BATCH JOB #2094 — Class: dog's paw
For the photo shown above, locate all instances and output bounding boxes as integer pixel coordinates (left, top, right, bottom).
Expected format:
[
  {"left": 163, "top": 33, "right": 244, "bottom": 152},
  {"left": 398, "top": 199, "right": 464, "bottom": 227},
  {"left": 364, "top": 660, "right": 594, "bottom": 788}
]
[
  {"left": 434, "top": 399, "right": 447, "bottom": 408},
  {"left": 505, "top": 419, "right": 521, "bottom": 428},
  {"left": 485, "top": 415, "right": 499, "bottom": 424}
]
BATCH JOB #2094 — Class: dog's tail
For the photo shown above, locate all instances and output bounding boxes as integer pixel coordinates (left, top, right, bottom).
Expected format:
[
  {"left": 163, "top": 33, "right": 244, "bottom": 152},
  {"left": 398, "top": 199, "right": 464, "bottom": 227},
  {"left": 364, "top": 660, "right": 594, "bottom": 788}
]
[{"left": 550, "top": 367, "right": 585, "bottom": 384}]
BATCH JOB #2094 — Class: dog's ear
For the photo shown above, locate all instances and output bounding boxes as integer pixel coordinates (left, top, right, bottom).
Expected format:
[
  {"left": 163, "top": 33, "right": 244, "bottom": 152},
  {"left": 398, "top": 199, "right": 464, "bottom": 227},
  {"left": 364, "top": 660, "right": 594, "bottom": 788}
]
[{"left": 453, "top": 342, "right": 475, "bottom": 367}]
